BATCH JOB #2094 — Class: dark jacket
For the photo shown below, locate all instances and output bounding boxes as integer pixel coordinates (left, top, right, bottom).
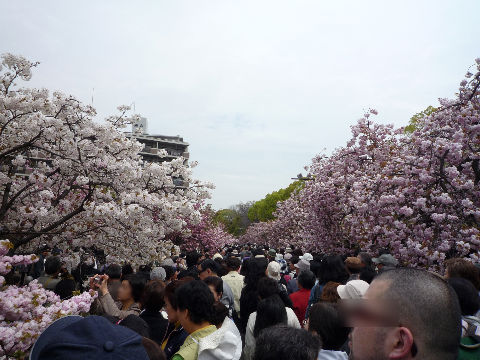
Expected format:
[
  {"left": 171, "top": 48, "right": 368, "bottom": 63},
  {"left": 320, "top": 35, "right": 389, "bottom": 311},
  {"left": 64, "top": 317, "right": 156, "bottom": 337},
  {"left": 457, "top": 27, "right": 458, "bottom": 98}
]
[
  {"left": 140, "top": 310, "right": 169, "bottom": 346},
  {"left": 163, "top": 323, "right": 189, "bottom": 360}
]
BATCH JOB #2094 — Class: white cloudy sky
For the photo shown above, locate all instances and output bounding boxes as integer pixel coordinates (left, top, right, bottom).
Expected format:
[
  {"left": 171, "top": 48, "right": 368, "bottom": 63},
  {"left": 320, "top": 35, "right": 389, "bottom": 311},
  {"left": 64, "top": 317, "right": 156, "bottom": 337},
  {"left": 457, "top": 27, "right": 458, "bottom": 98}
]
[{"left": 2, "top": 1, "right": 479, "bottom": 209}]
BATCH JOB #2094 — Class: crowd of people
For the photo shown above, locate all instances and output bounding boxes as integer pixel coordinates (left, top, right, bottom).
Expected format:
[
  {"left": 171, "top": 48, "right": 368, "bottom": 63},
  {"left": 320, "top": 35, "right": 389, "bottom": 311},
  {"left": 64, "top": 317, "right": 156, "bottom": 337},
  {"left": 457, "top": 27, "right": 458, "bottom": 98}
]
[{"left": 19, "top": 244, "right": 480, "bottom": 359}]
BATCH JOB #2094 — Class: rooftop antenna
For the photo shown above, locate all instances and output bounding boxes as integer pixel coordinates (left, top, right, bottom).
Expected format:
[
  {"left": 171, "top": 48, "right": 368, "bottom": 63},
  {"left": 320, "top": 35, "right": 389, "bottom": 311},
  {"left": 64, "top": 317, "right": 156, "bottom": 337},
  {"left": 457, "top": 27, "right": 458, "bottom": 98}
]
[{"left": 91, "top": 87, "right": 94, "bottom": 106}]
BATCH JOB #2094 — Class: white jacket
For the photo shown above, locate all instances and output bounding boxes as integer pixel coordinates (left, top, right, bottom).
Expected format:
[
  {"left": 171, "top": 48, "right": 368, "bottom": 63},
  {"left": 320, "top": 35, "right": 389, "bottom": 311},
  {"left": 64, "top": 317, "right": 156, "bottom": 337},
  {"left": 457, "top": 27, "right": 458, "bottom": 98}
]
[{"left": 198, "top": 317, "right": 242, "bottom": 360}]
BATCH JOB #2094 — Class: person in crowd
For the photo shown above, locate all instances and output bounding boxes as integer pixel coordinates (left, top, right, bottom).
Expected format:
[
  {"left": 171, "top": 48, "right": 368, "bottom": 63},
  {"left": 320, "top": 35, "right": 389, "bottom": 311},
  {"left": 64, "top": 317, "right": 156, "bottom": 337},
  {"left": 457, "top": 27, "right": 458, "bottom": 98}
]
[
  {"left": 178, "top": 251, "right": 202, "bottom": 280},
  {"left": 210, "top": 301, "right": 229, "bottom": 328},
  {"left": 163, "top": 265, "right": 178, "bottom": 284},
  {"left": 213, "top": 257, "right": 229, "bottom": 277},
  {"left": 336, "top": 280, "right": 370, "bottom": 300},
  {"left": 306, "top": 255, "right": 349, "bottom": 317},
  {"left": 171, "top": 280, "right": 217, "bottom": 360},
  {"left": 118, "top": 314, "right": 151, "bottom": 338},
  {"left": 140, "top": 280, "right": 170, "bottom": 346},
  {"left": 151, "top": 267, "right": 167, "bottom": 282},
  {"left": 37, "top": 256, "right": 62, "bottom": 291},
  {"left": 289, "top": 269, "right": 316, "bottom": 326},
  {"left": 122, "top": 263, "right": 134, "bottom": 279},
  {"left": 198, "top": 259, "right": 235, "bottom": 315},
  {"left": 244, "top": 277, "right": 301, "bottom": 359},
  {"left": 348, "top": 268, "right": 461, "bottom": 360},
  {"left": 357, "top": 252, "right": 373, "bottom": 270},
  {"left": 203, "top": 276, "right": 224, "bottom": 303},
  {"left": 445, "top": 258, "right": 480, "bottom": 291},
  {"left": 162, "top": 279, "right": 192, "bottom": 359},
  {"left": 266, "top": 248, "right": 276, "bottom": 263},
  {"left": 30, "top": 315, "right": 165, "bottom": 360},
  {"left": 139, "top": 264, "right": 153, "bottom": 282},
  {"left": 359, "top": 267, "right": 377, "bottom": 284},
  {"left": 239, "top": 258, "right": 268, "bottom": 334},
  {"left": 447, "top": 277, "right": 480, "bottom": 359},
  {"left": 30, "top": 244, "right": 50, "bottom": 279},
  {"left": 371, "top": 253, "right": 398, "bottom": 272},
  {"left": 93, "top": 273, "right": 145, "bottom": 319},
  {"left": 222, "top": 256, "right": 244, "bottom": 317},
  {"left": 320, "top": 281, "right": 341, "bottom": 303},
  {"left": 54, "top": 261, "right": 77, "bottom": 299},
  {"left": 254, "top": 325, "right": 321, "bottom": 360},
  {"left": 105, "top": 264, "right": 123, "bottom": 301},
  {"left": 266, "top": 261, "right": 285, "bottom": 290},
  {"left": 73, "top": 252, "right": 99, "bottom": 289},
  {"left": 345, "top": 257, "right": 363, "bottom": 281},
  {"left": 307, "top": 302, "right": 349, "bottom": 359},
  {"left": 287, "top": 259, "right": 310, "bottom": 294},
  {"left": 243, "top": 295, "right": 288, "bottom": 360}
]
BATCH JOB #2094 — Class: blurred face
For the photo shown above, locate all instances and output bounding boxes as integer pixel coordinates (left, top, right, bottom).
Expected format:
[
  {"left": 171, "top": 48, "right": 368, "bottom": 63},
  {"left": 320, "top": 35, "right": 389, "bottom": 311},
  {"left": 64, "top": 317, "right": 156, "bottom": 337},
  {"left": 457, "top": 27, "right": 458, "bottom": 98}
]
[
  {"left": 348, "top": 280, "right": 396, "bottom": 360},
  {"left": 208, "top": 284, "right": 221, "bottom": 302},
  {"left": 117, "top": 280, "right": 133, "bottom": 302},
  {"left": 164, "top": 297, "right": 179, "bottom": 324},
  {"left": 289, "top": 262, "right": 295, "bottom": 271}
]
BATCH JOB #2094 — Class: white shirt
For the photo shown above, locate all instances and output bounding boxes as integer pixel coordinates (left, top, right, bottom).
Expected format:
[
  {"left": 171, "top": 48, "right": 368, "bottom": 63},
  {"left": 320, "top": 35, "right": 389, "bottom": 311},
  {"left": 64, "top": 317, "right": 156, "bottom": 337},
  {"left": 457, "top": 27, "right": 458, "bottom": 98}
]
[{"left": 222, "top": 271, "right": 244, "bottom": 313}]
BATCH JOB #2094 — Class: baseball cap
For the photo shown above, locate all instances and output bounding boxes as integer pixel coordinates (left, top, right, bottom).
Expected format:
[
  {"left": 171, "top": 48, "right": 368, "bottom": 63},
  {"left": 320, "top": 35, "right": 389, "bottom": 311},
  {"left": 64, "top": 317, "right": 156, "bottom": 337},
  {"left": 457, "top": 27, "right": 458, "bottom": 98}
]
[
  {"left": 267, "top": 249, "right": 277, "bottom": 257},
  {"left": 294, "top": 259, "right": 311, "bottom": 272},
  {"left": 337, "top": 280, "right": 370, "bottom": 300},
  {"left": 30, "top": 315, "right": 149, "bottom": 360},
  {"left": 372, "top": 254, "right": 398, "bottom": 267}
]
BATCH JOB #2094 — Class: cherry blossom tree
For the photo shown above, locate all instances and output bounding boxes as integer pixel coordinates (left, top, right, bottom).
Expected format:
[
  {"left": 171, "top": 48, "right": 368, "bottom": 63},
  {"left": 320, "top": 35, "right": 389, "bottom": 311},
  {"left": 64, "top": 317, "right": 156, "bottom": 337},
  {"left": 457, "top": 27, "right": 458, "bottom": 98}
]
[
  {"left": 0, "top": 53, "right": 211, "bottom": 265},
  {"left": 241, "top": 58, "right": 480, "bottom": 269}
]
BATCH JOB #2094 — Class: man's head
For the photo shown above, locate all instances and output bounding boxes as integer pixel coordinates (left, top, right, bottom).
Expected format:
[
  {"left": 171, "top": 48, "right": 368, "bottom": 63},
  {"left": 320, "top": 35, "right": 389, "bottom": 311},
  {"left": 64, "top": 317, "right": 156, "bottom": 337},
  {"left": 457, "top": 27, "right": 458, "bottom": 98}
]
[
  {"left": 198, "top": 259, "right": 220, "bottom": 280},
  {"left": 105, "top": 264, "right": 122, "bottom": 281},
  {"left": 175, "top": 280, "right": 214, "bottom": 332},
  {"left": 297, "top": 269, "right": 316, "bottom": 290},
  {"left": 185, "top": 251, "right": 201, "bottom": 268},
  {"left": 44, "top": 256, "right": 62, "bottom": 276},
  {"left": 226, "top": 256, "right": 241, "bottom": 272},
  {"left": 254, "top": 325, "right": 321, "bottom": 360},
  {"left": 349, "top": 268, "right": 461, "bottom": 360}
]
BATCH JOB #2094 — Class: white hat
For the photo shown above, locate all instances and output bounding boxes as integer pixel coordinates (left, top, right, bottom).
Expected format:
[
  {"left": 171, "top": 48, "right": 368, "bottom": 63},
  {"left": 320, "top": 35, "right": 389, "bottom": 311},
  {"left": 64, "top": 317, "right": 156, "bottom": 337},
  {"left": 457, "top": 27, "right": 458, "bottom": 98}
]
[
  {"left": 275, "top": 254, "right": 284, "bottom": 261},
  {"left": 284, "top": 253, "right": 293, "bottom": 261},
  {"left": 300, "top": 253, "right": 313, "bottom": 262},
  {"left": 337, "top": 280, "right": 370, "bottom": 300},
  {"left": 267, "top": 261, "right": 282, "bottom": 281},
  {"left": 212, "top": 253, "right": 223, "bottom": 260}
]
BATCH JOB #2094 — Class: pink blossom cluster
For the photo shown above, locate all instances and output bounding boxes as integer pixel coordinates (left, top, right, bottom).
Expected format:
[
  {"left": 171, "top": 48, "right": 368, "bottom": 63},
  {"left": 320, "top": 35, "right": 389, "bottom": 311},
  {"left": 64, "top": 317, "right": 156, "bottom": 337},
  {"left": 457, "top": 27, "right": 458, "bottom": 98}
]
[
  {"left": 241, "top": 58, "right": 480, "bottom": 269},
  {"left": 0, "top": 240, "right": 96, "bottom": 358}
]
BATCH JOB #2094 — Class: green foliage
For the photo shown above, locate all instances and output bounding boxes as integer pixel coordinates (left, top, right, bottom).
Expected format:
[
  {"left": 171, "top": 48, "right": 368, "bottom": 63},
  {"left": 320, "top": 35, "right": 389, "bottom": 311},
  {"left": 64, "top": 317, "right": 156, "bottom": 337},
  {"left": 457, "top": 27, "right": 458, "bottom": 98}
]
[
  {"left": 248, "top": 181, "right": 303, "bottom": 223},
  {"left": 404, "top": 105, "right": 437, "bottom": 133},
  {"left": 213, "top": 202, "right": 254, "bottom": 236}
]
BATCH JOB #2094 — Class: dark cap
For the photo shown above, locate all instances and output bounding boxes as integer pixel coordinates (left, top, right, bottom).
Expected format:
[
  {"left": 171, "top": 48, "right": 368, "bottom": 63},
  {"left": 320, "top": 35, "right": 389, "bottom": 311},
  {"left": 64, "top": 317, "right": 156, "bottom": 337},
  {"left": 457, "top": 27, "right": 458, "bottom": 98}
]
[
  {"left": 30, "top": 315, "right": 149, "bottom": 360},
  {"left": 199, "top": 259, "right": 220, "bottom": 274}
]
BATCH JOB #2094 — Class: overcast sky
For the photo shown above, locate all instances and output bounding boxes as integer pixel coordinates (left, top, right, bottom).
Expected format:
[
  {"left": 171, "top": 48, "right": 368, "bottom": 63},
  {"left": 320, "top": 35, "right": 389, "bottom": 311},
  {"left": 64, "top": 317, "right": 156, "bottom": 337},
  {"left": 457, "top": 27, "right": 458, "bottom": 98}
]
[{"left": 2, "top": 1, "right": 480, "bottom": 209}]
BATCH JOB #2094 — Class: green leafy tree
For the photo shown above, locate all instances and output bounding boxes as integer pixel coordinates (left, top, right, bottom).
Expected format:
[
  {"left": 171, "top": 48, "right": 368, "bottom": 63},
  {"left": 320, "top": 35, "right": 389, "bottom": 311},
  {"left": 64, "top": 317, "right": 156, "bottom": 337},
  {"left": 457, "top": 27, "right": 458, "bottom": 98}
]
[
  {"left": 404, "top": 105, "right": 437, "bottom": 133},
  {"left": 248, "top": 181, "right": 303, "bottom": 223}
]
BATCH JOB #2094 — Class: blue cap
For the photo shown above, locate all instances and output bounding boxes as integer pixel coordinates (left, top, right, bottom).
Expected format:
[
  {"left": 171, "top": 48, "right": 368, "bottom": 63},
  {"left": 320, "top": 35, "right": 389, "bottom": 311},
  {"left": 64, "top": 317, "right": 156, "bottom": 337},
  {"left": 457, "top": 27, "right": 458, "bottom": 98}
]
[{"left": 30, "top": 315, "right": 149, "bottom": 360}]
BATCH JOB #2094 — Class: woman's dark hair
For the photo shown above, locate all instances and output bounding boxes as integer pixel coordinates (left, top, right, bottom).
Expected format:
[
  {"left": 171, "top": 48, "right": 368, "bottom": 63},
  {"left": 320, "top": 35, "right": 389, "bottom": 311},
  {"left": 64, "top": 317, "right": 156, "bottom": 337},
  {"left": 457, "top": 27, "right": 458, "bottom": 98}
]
[
  {"left": 257, "top": 277, "right": 280, "bottom": 299},
  {"left": 358, "top": 252, "right": 373, "bottom": 269},
  {"left": 308, "top": 302, "right": 349, "bottom": 351},
  {"left": 359, "top": 267, "right": 376, "bottom": 284},
  {"left": 203, "top": 276, "right": 223, "bottom": 296},
  {"left": 298, "top": 270, "right": 316, "bottom": 290},
  {"left": 227, "top": 256, "right": 241, "bottom": 271},
  {"left": 210, "top": 301, "right": 229, "bottom": 327},
  {"left": 186, "top": 251, "right": 201, "bottom": 268},
  {"left": 141, "top": 280, "right": 165, "bottom": 312},
  {"left": 253, "top": 295, "right": 288, "bottom": 337},
  {"left": 164, "top": 277, "right": 194, "bottom": 310},
  {"left": 163, "top": 265, "right": 176, "bottom": 282},
  {"left": 176, "top": 280, "right": 214, "bottom": 324},
  {"left": 105, "top": 264, "right": 122, "bottom": 280},
  {"left": 121, "top": 264, "right": 134, "bottom": 279},
  {"left": 317, "top": 255, "right": 349, "bottom": 285},
  {"left": 214, "top": 258, "right": 228, "bottom": 277},
  {"left": 244, "top": 258, "right": 268, "bottom": 289},
  {"left": 447, "top": 277, "right": 480, "bottom": 316},
  {"left": 446, "top": 258, "right": 480, "bottom": 290},
  {"left": 123, "top": 274, "right": 147, "bottom": 303},
  {"left": 44, "top": 256, "right": 62, "bottom": 275}
]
